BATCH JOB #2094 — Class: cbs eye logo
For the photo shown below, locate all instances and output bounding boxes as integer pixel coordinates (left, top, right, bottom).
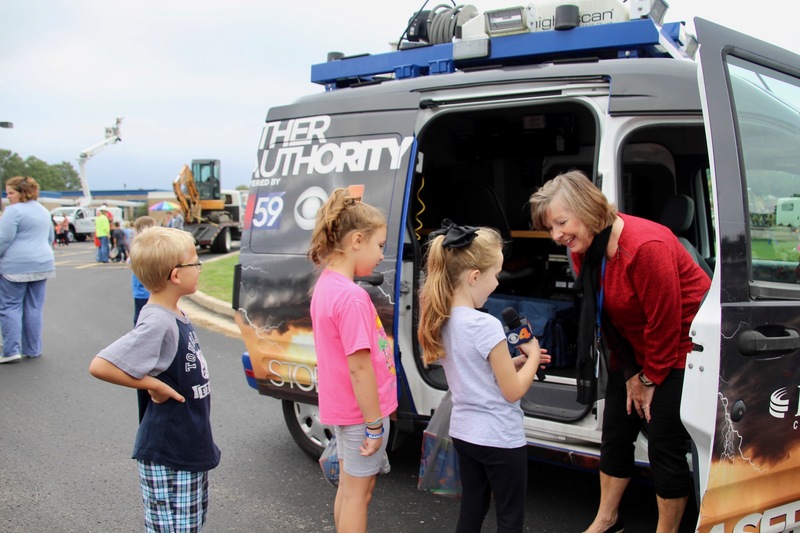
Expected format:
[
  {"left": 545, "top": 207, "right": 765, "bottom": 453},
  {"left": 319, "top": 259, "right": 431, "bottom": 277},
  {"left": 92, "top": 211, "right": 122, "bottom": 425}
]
[{"left": 294, "top": 187, "right": 328, "bottom": 230}]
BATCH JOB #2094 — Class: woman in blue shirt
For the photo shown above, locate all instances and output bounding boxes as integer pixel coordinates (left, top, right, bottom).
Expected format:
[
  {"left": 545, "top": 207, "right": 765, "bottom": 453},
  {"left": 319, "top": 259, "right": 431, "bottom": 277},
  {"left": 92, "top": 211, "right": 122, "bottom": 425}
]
[{"left": 0, "top": 176, "right": 55, "bottom": 363}]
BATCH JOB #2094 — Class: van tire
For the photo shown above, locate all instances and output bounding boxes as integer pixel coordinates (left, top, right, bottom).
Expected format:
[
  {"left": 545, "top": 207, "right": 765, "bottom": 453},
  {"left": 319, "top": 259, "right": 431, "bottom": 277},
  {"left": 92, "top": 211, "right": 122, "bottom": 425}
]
[
  {"left": 211, "top": 228, "right": 231, "bottom": 254},
  {"left": 281, "top": 400, "right": 332, "bottom": 460}
]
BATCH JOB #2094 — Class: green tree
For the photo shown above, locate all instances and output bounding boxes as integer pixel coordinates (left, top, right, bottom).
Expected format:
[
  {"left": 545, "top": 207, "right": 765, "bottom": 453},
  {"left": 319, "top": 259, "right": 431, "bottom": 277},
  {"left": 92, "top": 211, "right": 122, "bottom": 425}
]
[
  {"left": 0, "top": 149, "right": 26, "bottom": 187},
  {"left": 0, "top": 148, "right": 81, "bottom": 191}
]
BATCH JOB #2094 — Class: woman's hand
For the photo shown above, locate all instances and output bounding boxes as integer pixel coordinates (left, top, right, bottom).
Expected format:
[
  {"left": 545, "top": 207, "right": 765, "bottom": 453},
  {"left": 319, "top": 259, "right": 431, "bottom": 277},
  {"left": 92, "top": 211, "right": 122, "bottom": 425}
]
[{"left": 625, "top": 375, "right": 655, "bottom": 422}]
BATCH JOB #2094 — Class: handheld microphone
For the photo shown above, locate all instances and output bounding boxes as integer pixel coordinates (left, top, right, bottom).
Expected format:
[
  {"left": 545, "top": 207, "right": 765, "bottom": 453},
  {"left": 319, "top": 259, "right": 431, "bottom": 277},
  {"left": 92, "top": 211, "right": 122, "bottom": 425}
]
[{"left": 501, "top": 306, "right": 546, "bottom": 382}]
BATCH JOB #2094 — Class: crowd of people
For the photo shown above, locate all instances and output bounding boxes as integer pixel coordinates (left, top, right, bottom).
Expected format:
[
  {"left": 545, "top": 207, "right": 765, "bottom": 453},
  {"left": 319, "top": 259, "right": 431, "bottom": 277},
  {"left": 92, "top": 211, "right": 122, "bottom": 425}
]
[{"left": 0, "top": 172, "right": 711, "bottom": 533}]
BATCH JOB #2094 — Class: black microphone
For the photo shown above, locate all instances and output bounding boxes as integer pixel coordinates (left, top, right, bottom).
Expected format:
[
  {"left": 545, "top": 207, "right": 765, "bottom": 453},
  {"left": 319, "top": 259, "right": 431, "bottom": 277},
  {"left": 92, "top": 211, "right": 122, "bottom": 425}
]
[{"left": 501, "top": 306, "right": 546, "bottom": 382}]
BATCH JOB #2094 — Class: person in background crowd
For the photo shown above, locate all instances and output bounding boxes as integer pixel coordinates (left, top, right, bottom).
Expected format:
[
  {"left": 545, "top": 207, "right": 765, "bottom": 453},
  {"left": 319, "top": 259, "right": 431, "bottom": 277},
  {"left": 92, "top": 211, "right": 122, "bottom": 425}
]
[
  {"left": 0, "top": 176, "right": 56, "bottom": 363},
  {"left": 95, "top": 207, "right": 111, "bottom": 263},
  {"left": 111, "top": 221, "right": 127, "bottom": 263},
  {"left": 171, "top": 210, "right": 184, "bottom": 231},
  {"left": 56, "top": 217, "right": 70, "bottom": 246}
]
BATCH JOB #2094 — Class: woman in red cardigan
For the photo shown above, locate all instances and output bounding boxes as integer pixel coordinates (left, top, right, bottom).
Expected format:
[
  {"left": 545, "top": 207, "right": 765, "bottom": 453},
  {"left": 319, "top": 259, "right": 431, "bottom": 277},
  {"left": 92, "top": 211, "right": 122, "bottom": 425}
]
[{"left": 529, "top": 171, "right": 711, "bottom": 533}]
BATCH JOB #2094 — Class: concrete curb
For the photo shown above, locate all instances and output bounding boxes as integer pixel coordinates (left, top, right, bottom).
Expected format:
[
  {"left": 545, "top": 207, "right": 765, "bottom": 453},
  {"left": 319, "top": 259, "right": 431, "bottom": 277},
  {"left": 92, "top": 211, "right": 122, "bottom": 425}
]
[{"left": 187, "top": 290, "right": 236, "bottom": 318}]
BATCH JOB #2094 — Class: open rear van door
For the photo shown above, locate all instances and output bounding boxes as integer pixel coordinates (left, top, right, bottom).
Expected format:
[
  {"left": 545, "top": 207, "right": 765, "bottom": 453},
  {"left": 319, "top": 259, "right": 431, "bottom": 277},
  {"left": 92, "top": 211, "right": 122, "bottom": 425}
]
[{"left": 687, "top": 17, "right": 800, "bottom": 533}]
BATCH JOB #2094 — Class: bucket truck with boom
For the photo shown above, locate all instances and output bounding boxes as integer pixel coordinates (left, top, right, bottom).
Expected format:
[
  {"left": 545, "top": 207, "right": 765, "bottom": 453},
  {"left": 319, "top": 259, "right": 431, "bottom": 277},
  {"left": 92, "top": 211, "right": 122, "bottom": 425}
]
[{"left": 52, "top": 118, "right": 123, "bottom": 242}]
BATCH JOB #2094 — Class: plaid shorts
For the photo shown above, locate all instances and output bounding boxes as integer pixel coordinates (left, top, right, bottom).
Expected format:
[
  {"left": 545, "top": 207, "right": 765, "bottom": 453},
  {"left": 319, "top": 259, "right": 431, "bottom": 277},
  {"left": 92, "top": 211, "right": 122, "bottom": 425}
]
[{"left": 137, "top": 460, "right": 209, "bottom": 533}]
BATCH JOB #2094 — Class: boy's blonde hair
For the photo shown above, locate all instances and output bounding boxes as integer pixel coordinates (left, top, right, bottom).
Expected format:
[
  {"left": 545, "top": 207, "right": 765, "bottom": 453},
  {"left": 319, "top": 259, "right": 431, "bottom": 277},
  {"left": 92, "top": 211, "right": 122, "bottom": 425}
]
[
  {"left": 529, "top": 170, "right": 617, "bottom": 235},
  {"left": 308, "top": 188, "right": 386, "bottom": 266},
  {"left": 417, "top": 227, "right": 503, "bottom": 364},
  {"left": 133, "top": 215, "right": 157, "bottom": 233},
  {"left": 130, "top": 226, "right": 197, "bottom": 292}
]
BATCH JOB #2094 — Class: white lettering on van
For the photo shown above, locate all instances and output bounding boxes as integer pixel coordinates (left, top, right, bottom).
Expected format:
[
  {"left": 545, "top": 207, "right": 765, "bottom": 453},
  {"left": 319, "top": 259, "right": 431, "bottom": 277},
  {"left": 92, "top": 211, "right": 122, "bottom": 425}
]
[
  {"left": 254, "top": 116, "right": 413, "bottom": 178},
  {"left": 707, "top": 499, "right": 800, "bottom": 532},
  {"left": 259, "top": 116, "right": 330, "bottom": 148},
  {"left": 268, "top": 359, "right": 318, "bottom": 392}
]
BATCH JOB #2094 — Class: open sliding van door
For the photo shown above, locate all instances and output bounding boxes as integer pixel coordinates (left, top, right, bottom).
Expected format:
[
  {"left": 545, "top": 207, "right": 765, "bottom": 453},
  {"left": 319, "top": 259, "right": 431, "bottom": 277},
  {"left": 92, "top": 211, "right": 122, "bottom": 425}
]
[{"left": 687, "top": 18, "right": 800, "bottom": 533}]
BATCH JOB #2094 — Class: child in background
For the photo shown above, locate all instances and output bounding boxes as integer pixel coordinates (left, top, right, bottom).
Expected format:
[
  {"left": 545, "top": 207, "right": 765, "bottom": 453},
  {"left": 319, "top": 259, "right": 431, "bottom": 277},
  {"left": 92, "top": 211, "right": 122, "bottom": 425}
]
[
  {"left": 89, "top": 226, "right": 220, "bottom": 533},
  {"left": 111, "top": 221, "right": 127, "bottom": 262},
  {"left": 131, "top": 216, "right": 156, "bottom": 326},
  {"left": 308, "top": 188, "right": 396, "bottom": 533},
  {"left": 123, "top": 221, "right": 135, "bottom": 257},
  {"left": 417, "top": 220, "right": 550, "bottom": 533}
]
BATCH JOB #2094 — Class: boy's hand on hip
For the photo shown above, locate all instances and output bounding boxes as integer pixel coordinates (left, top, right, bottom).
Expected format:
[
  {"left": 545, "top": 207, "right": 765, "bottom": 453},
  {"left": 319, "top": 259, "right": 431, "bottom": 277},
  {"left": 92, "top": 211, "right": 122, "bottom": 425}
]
[{"left": 149, "top": 383, "right": 185, "bottom": 404}]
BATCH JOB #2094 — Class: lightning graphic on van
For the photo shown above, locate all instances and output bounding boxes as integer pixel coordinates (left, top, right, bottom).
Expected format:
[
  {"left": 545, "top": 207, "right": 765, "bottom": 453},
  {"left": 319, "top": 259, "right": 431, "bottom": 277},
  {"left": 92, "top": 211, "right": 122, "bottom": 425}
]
[{"left": 717, "top": 392, "right": 768, "bottom": 473}]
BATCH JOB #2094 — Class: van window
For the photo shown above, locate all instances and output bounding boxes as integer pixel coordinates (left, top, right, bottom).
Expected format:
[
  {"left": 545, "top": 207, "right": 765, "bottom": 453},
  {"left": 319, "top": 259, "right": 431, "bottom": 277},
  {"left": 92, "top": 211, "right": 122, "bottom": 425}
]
[{"left": 727, "top": 58, "right": 800, "bottom": 294}]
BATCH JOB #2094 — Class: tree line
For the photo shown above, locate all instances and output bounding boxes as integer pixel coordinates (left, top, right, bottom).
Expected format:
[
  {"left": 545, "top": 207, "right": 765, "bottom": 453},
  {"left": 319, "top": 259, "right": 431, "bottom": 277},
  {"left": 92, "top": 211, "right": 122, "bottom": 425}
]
[{"left": 0, "top": 148, "right": 82, "bottom": 192}]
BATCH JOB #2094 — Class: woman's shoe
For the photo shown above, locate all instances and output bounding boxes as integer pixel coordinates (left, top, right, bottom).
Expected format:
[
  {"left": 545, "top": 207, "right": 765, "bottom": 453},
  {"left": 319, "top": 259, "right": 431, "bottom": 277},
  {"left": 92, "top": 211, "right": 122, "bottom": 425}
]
[
  {"left": 0, "top": 354, "right": 22, "bottom": 364},
  {"left": 582, "top": 518, "right": 624, "bottom": 533}
]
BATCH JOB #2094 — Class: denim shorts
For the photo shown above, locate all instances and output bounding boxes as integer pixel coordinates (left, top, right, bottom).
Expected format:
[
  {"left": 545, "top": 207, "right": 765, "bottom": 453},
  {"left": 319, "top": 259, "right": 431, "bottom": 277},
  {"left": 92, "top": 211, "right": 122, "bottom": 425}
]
[{"left": 334, "top": 418, "right": 391, "bottom": 478}]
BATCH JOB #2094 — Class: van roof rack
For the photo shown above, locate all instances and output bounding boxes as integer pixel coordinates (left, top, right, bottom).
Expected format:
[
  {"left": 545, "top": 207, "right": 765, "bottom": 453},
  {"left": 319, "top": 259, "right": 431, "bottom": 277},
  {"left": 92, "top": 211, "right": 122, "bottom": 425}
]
[{"left": 311, "top": 18, "right": 694, "bottom": 89}]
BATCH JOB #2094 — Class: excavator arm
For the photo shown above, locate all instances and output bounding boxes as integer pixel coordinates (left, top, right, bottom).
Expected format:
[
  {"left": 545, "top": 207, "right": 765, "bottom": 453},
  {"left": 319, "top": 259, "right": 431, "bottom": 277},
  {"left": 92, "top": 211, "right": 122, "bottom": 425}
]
[{"left": 173, "top": 164, "right": 203, "bottom": 224}]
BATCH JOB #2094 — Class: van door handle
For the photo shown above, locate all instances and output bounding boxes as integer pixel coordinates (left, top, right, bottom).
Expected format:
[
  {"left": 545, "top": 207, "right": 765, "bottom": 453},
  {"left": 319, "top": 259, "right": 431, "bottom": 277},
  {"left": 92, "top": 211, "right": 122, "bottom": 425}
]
[
  {"left": 738, "top": 328, "right": 800, "bottom": 356},
  {"left": 355, "top": 273, "right": 384, "bottom": 286}
]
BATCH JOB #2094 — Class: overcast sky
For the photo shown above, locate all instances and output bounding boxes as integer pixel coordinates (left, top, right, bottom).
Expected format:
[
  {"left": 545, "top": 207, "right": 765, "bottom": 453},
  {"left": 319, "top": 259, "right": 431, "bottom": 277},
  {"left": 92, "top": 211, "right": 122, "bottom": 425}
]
[{"left": 2, "top": 0, "right": 799, "bottom": 192}]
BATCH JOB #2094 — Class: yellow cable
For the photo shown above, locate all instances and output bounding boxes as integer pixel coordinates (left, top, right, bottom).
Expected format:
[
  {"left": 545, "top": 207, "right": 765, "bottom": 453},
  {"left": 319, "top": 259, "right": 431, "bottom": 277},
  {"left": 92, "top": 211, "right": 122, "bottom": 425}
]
[{"left": 414, "top": 175, "right": 426, "bottom": 240}]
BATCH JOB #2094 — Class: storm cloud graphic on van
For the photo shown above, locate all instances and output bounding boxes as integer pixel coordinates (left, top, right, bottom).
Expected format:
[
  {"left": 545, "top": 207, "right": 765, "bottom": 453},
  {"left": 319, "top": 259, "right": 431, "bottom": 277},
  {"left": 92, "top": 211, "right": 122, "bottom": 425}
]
[
  {"left": 713, "top": 358, "right": 800, "bottom": 466},
  {"left": 235, "top": 255, "right": 396, "bottom": 398}
]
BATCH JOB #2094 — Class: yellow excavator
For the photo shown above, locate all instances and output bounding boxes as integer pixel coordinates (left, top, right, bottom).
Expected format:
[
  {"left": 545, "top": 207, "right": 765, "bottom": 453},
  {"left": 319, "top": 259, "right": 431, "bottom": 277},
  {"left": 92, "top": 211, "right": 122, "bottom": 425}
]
[{"left": 173, "top": 159, "right": 236, "bottom": 253}]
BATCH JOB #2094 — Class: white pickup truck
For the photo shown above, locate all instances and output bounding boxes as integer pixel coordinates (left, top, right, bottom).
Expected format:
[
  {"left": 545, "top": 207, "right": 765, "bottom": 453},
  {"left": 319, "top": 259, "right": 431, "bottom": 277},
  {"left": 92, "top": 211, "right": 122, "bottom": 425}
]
[{"left": 50, "top": 206, "right": 123, "bottom": 242}]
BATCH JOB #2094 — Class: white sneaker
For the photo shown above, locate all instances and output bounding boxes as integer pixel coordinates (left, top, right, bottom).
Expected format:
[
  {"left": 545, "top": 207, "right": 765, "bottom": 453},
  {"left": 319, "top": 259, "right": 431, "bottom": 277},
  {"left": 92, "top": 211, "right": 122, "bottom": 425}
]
[{"left": 0, "top": 354, "right": 22, "bottom": 364}]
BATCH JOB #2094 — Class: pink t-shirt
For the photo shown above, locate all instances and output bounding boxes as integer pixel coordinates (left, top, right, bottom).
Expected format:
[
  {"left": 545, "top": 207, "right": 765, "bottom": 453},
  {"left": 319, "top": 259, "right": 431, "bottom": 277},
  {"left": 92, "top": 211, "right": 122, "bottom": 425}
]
[{"left": 310, "top": 269, "right": 398, "bottom": 425}]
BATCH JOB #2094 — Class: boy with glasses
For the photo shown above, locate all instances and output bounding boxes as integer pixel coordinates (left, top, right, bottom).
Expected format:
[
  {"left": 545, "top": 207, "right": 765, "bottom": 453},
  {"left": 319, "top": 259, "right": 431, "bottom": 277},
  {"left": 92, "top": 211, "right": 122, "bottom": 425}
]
[{"left": 89, "top": 227, "right": 220, "bottom": 532}]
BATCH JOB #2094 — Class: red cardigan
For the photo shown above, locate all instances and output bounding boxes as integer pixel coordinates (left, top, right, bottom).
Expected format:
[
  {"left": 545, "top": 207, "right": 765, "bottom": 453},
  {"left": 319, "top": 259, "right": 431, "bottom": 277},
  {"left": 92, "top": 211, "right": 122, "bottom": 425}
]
[{"left": 573, "top": 214, "right": 711, "bottom": 385}]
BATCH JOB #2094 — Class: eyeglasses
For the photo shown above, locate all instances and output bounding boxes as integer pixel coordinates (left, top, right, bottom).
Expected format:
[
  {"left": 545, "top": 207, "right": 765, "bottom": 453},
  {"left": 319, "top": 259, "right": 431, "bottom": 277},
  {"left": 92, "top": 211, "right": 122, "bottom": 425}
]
[{"left": 168, "top": 261, "right": 202, "bottom": 280}]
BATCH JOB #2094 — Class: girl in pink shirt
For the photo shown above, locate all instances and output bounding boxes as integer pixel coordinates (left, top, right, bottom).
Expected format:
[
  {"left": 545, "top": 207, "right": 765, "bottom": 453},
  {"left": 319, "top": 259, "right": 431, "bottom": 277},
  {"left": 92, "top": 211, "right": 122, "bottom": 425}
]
[{"left": 308, "top": 188, "right": 396, "bottom": 533}]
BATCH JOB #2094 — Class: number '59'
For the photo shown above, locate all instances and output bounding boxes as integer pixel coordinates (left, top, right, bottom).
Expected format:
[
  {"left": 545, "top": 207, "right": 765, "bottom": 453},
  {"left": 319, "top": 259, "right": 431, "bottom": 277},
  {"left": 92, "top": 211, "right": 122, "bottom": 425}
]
[{"left": 252, "top": 193, "right": 285, "bottom": 229}]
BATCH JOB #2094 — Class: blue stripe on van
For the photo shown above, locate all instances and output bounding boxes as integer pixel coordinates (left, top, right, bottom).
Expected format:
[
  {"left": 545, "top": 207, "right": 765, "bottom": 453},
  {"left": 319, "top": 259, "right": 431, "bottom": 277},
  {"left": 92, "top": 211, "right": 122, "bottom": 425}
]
[{"left": 394, "top": 137, "right": 419, "bottom": 415}]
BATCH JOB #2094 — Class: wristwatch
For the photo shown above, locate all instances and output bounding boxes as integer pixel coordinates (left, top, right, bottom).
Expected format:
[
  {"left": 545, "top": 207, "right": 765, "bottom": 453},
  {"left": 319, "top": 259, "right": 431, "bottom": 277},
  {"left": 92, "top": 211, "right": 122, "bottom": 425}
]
[{"left": 639, "top": 372, "right": 655, "bottom": 386}]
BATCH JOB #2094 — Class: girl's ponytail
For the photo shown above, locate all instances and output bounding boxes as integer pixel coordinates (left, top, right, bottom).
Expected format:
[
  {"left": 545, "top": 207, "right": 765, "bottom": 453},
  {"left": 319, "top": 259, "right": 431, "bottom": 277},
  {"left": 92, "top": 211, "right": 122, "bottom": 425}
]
[{"left": 308, "top": 188, "right": 385, "bottom": 266}]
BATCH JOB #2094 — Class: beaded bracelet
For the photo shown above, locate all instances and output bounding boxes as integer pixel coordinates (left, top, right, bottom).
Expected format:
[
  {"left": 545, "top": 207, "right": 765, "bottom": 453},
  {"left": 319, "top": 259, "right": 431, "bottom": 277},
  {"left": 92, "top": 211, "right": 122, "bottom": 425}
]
[{"left": 365, "top": 426, "right": 384, "bottom": 439}]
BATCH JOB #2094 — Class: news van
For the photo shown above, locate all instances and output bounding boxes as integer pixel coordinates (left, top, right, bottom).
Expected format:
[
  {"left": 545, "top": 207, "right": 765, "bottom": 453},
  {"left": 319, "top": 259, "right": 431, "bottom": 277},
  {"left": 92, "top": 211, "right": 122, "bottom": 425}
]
[{"left": 233, "top": 3, "right": 800, "bottom": 531}]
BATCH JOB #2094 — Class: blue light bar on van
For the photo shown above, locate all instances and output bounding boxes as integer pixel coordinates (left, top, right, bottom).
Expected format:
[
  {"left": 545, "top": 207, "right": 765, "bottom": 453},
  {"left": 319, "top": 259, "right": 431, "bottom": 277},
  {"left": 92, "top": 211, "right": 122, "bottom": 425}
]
[{"left": 311, "top": 18, "right": 687, "bottom": 87}]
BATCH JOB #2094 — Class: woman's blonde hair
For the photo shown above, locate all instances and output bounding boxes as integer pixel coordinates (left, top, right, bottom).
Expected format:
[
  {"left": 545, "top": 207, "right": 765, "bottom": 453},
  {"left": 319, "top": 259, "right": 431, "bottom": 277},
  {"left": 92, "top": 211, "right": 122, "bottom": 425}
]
[
  {"left": 529, "top": 170, "right": 617, "bottom": 235},
  {"left": 130, "top": 226, "right": 197, "bottom": 293},
  {"left": 308, "top": 188, "right": 386, "bottom": 266},
  {"left": 417, "top": 227, "right": 503, "bottom": 365},
  {"left": 5, "top": 176, "right": 40, "bottom": 202}
]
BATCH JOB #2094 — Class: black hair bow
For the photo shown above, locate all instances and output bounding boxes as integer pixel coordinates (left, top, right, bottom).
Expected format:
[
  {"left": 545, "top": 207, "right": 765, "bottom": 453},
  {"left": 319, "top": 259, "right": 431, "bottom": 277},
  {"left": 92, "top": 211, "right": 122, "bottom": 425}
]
[{"left": 429, "top": 219, "right": 478, "bottom": 249}]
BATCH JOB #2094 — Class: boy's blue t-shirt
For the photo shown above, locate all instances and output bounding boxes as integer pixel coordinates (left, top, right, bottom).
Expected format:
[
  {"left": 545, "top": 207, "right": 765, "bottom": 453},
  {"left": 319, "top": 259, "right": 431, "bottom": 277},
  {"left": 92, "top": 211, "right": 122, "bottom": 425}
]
[
  {"left": 131, "top": 274, "right": 150, "bottom": 300},
  {"left": 98, "top": 304, "right": 220, "bottom": 472}
]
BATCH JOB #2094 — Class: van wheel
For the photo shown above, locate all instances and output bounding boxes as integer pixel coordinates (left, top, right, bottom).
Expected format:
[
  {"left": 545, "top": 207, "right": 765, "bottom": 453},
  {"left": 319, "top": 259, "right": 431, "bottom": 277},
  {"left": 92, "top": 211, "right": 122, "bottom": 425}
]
[
  {"left": 210, "top": 228, "right": 231, "bottom": 254},
  {"left": 281, "top": 400, "right": 332, "bottom": 460}
]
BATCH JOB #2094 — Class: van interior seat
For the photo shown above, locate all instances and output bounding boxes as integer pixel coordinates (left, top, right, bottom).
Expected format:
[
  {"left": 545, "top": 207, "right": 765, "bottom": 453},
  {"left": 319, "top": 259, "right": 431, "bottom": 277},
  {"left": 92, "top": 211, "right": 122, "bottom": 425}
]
[
  {"left": 449, "top": 183, "right": 536, "bottom": 285},
  {"left": 658, "top": 194, "right": 713, "bottom": 278}
]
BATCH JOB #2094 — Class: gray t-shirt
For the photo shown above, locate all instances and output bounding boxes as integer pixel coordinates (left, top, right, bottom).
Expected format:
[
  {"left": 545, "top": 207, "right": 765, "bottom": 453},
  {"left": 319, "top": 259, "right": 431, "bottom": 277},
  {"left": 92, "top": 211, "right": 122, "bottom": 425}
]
[
  {"left": 440, "top": 306, "right": 526, "bottom": 448},
  {"left": 98, "top": 304, "right": 184, "bottom": 378}
]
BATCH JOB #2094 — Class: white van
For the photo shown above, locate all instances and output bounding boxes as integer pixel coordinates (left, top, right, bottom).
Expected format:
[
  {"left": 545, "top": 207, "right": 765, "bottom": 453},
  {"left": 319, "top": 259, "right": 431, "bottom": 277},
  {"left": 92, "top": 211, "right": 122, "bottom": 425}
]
[{"left": 234, "top": 3, "right": 800, "bottom": 531}]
